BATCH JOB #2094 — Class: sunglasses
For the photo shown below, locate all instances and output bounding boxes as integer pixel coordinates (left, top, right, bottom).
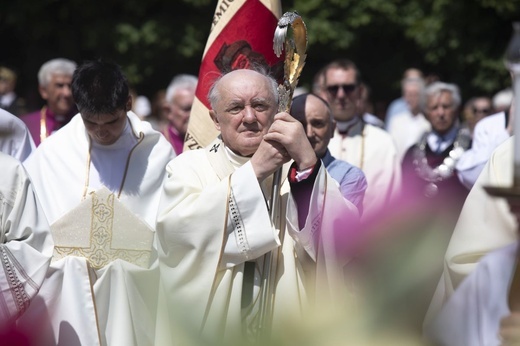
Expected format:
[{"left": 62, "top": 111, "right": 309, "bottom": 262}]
[
  {"left": 326, "top": 84, "right": 358, "bottom": 97},
  {"left": 472, "top": 107, "right": 490, "bottom": 114}
]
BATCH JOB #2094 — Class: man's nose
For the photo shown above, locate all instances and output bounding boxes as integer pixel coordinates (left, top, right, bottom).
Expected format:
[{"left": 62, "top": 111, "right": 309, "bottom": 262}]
[
  {"left": 242, "top": 107, "right": 257, "bottom": 123},
  {"left": 306, "top": 125, "right": 314, "bottom": 137},
  {"left": 62, "top": 85, "right": 72, "bottom": 97},
  {"left": 336, "top": 87, "right": 346, "bottom": 98}
]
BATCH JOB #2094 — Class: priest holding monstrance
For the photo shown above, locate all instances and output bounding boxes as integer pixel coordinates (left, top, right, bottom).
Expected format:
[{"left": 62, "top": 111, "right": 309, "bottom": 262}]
[
  {"left": 156, "top": 64, "right": 361, "bottom": 343},
  {"left": 18, "top": 60, "right": 175, "bottom": 345}
]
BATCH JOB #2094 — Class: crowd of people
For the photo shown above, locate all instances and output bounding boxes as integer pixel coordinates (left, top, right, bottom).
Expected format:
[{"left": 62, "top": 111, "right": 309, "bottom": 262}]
[{"left": 0, "top": 54, "right": 516, "bottom": 346}]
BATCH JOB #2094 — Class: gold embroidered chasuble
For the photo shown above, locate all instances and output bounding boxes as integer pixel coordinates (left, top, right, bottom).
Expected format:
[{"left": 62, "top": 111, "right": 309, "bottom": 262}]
[{"left": 52, "top": 187, "right": 154, "bottom": 269}]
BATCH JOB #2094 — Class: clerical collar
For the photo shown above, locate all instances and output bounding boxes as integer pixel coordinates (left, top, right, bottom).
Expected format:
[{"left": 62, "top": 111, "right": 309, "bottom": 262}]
[
  {"left": 91, "top": 117, "right": 137, "bottom": 150},
  {"left": 224, "top": 144, "right": 250, "bottom": 169},
  {"left": 336, "top": 116, "right": 361, "bottom": 134}
]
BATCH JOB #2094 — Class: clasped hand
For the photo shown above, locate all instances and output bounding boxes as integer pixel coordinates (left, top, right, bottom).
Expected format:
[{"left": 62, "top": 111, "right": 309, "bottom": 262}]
[{"left": 251, "top": 112, "right": 317, "bottom": 181}]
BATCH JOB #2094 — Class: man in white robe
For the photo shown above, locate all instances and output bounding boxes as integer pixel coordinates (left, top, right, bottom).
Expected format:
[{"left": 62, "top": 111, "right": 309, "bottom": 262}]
[
  {"left": 321, "top": 59, "right": 402, "bottom": 222},
  {"left": 156, "top": 68, "right": 360, "bottom": 344},
  {"left": 0, "top": 152, "right": 53, "bottom": 334},
  {"left": 0, "top": 109, "right": 35, "bottom": 161},
  {"left": 425, "top": 136, "right": 516, "bottom": 328},
  {"left": 18, "top": 60, "right": 175, "bottom": 345},
  {"left": 456, "top": 110, "right": 511, "bottom": 189},
  {"left": 425, "top": 243, "right": 516, "bottom": 345},
  {"left": 386, "top": 77, "right": 430, "bottom": 162}
]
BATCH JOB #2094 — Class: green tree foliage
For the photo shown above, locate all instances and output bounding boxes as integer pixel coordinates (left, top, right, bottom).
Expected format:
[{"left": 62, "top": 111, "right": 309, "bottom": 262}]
[
  {"left": 290, "top": 0, "right": 520, "bottom": 104},
  {"left": 1, "top": 0, "right": 519, "bottom": 112}
]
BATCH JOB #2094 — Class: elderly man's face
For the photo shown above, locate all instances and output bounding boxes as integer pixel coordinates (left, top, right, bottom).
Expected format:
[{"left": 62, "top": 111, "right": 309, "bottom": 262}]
[
  {"left": 210, "top": 69, "right": 277, "bottom": 157},
  {"left": 166, "top": 88, "right": 195, "bottom": 136},
  {"left": 39, "top": 73, "right": 74, "bottom": 115},
  {"left": 425, "top": 91, "right": 458, "bottom": 135},
  {"left": 291, "top": 95, "right": 334, "bottom": 158},
  {"left": 403, "top": 83, "right": 422, "bottom": 115}
]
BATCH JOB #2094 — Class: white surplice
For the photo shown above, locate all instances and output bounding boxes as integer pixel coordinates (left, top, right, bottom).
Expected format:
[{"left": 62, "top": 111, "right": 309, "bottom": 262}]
[
  {"left": 0, "top": 109, "right": 35, "bottom": 162},
  {"left": 18, "top": 111, "right": 175, "bottom": 345},
  {"left": 0, "top": 152, "right": 53, "bottom": 326},
  {"left": 328, "top": 120, "right": 402, "bottom": 222},
  {"left": 456, "top": 112, "right": 510, "bottom": 189},
  {"left": 386, "top": 110, "right": 431, "bottom": 162},
  {"left": 425, "top": 136, "right": 516, "bottom": 328},
  {"left": 156, "top": 137, "right": 360, "bottom": 344},
  {"left": 425, "top": 244, "right": 515, "bottom": 346}
]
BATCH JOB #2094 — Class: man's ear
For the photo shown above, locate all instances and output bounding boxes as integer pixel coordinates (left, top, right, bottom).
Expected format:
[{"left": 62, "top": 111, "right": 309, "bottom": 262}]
[
  {"left": 210, "top": 110, "right": 221, "bottom": 131},
  {"left": 126, "top": 95, "right": 133, "bottom": 112},
  {"left": 39, "top": 85, "right": 49, "bottom": 100}
]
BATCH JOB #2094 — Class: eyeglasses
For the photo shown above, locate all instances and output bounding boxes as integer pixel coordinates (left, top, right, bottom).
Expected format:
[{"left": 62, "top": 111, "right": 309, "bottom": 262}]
[
  {"left": 326, "top": 84, "right": 357, "bottom": 97},
  {"left": 472, "top": 107, "right": 490, "bottom": 114}
]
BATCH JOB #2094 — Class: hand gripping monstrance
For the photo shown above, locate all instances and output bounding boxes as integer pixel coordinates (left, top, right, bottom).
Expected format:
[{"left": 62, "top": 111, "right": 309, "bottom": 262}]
[{"left": 258, "top": 11, "right": 307, "bottom": 339}]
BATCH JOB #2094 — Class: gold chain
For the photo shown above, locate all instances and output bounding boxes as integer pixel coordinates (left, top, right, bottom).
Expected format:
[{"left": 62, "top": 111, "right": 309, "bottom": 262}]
[
  {"left": 40, "top": 106, "right": 48, "bottom": 143},
  {"left": 359, "top": 125, "right": 365, "bottom": 171}
]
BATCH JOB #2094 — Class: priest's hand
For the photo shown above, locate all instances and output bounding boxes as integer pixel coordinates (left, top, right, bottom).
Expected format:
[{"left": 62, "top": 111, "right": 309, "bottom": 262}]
[
  {"left": 250, "top": 131, "right": 290, "bottom": 182},
  {"left": 251, "top": 112, "right": 317, "bottom": 181},
  {"left": 263, "top": 112, "right": 317, "bottom": 169}
]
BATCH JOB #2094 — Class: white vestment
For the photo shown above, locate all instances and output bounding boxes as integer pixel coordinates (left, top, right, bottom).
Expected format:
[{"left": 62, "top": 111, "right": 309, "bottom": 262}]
[
  {"left": 18, "top": 111, "right": 175, "bottom": 345},
  {"left": 156, "top": 137, "right": 359, "bottom": 344},
  {"left": 426, "top": 244, "right": 515, "bottom": 346},
  {"left": 0, "top": 109, "right": 35, "bottom": 161},
  {"left": 0, "top": 152, "right": 53, "bottom": 326},
  {"left": 386, "top": 110, "right": 431, "bottom": 162},
  {"left": 425, "top": 136, "right": 516, "bottom": 327},
  {"left": 328, "top": 121, "right": 402, "bottom": 222},
  {"left": 456, "top": 112, "right": 510, "bottom": 189}
]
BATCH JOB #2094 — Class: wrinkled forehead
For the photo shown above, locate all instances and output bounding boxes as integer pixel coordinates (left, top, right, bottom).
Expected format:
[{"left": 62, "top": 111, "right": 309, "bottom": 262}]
[{"left": 217, "top": 70, "right": 275, "bottom": 103}]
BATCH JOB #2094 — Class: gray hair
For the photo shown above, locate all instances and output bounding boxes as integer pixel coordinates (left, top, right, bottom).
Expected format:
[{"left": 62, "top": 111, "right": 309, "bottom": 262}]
[
  {"left": 165, "top": 74, "right": 198, "bottom": 102},
  {"left": 421, "top": 81, "right": 461, "bottom": 112},
  {"left": 38, "top": 58, "right": 77, "bottom": 87},
  {"left": 208, "top": 66, "right": 279, "bottom": 110}
]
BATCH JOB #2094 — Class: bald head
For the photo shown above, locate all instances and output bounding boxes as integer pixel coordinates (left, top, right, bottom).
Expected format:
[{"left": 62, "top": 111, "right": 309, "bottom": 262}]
[
  {"left": 208, "top": 68, "right": 278, "bottom": 110},
  {"left": 208, "top": 68, "right": 279, "bottom": 156},
  {"left": 290, "top": 93, "right": 335, "bottom": 158}
]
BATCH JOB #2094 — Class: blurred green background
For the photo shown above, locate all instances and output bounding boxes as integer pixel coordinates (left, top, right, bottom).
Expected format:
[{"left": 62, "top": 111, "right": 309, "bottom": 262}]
[{"left": 1, "top": 0, "right": 519, "bottom": 117}]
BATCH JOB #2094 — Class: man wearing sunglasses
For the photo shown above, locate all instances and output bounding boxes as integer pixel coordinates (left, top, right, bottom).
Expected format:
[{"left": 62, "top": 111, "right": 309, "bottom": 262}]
[{"left": 320, "top": 59, "right": 401, "bottom": 223}]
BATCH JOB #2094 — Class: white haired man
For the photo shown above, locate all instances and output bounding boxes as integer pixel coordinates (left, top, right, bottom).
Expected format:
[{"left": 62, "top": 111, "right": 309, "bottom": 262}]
[
  {"left": 156, "top": 68, "right": 359, "bottom": 343},
  {"left": 20, "top": 58, "right": 77, "bottom": 146},
  {"left": 163, "top": 74, "right": 198, "bottom": 154}
]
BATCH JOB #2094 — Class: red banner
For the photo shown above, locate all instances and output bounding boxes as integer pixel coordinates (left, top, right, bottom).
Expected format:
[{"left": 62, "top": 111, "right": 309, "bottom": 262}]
[{"left": 184, "top": 0, "right": 283, "bottom": 151}]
